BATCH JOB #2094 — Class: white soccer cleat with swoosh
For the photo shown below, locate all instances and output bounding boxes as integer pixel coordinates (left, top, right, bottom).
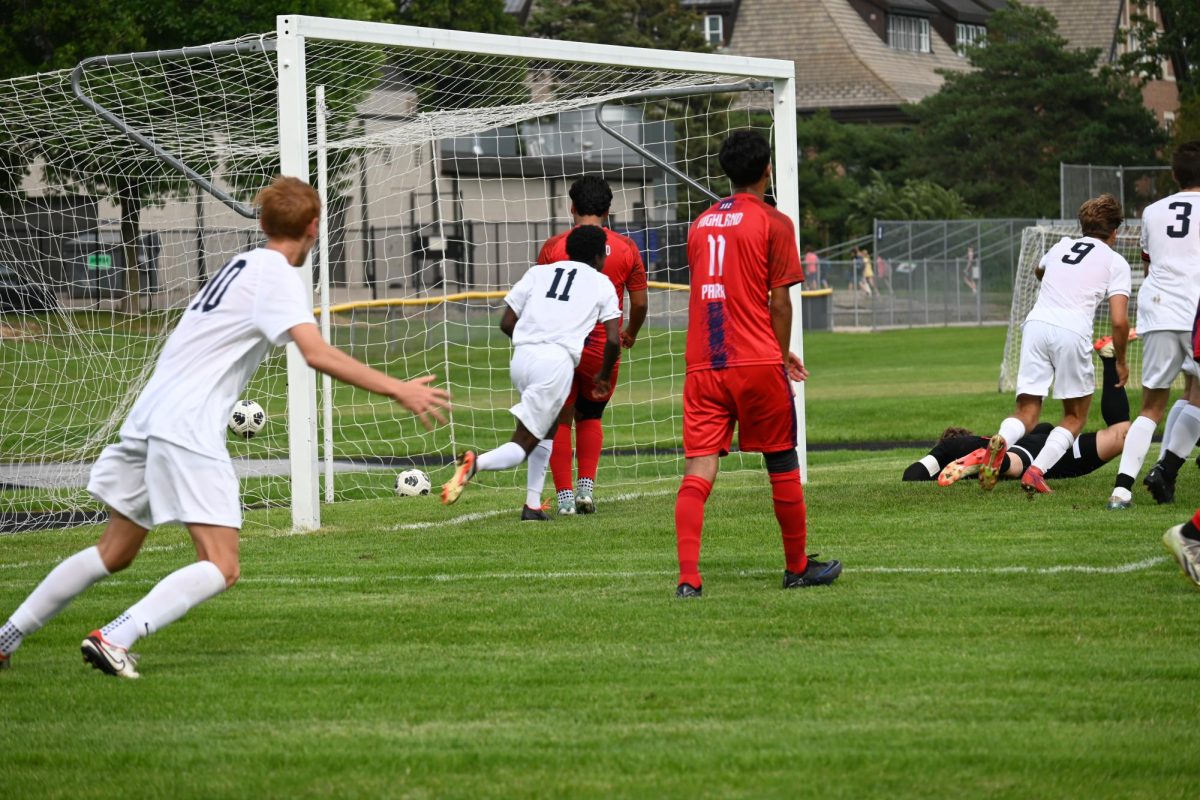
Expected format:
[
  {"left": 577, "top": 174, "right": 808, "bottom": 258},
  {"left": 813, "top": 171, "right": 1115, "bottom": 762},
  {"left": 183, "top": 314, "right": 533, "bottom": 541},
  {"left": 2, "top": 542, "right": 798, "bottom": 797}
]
[{"left": 81, "top": 630, "right": 140, "bottom": 679}]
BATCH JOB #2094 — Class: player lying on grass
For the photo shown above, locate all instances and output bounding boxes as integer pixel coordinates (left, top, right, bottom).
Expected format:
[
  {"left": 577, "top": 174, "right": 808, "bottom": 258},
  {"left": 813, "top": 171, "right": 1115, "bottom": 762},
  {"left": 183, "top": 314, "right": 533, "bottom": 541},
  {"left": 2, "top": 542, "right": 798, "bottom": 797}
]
[
  {"left": 0, "top": 177, "right": 450, "bottom": 678},
  {"left": 1108, "top": 140, "right": 1200, "bottom": 510},
  {"left": 441, "top": 225, "right": 621, "bottom": 514},
  {"left": 674, "top": 130, "right": 840, "bottom": 598},
  {"left": 906, "top": 345, "right": 1132, "bottom": 484},
  {"left": 979, "top": 194, "right": 1130, "bottom": 497},
  {"left": 534, "top": 176, "right": 648, "bottom": 516}
]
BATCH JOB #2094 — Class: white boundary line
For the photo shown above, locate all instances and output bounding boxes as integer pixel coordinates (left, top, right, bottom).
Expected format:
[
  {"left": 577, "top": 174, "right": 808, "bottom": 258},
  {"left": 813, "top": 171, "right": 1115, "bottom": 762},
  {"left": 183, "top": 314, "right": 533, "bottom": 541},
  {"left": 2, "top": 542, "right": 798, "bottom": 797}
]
[{"left": 0, "top": 557, "right": 1170, "bottom": 587}]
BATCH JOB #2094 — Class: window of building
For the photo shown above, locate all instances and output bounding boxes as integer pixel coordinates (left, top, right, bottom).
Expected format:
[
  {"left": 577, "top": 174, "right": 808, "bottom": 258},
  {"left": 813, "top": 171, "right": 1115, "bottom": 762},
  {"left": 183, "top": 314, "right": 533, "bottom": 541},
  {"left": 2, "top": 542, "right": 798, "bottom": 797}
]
[
  {"left": 955, "top": 23, "right": 986, "bottom": 55},
  {"left": 703, "top": 14, "right": 724, "bottom": 47},
  {"left": 887, "top": 14, "right": 930, "bottom": 53}
]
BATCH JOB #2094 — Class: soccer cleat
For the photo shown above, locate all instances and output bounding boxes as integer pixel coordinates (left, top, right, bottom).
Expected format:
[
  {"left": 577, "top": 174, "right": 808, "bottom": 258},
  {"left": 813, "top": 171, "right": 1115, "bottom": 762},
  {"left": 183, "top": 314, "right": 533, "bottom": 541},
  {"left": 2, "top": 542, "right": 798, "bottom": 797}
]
[
  {"left": 1105, "top": 495, "right": 1133, "bottom": 511},
  {"left": 1020, "top": 465, "right": 1052, "bottom": 496},
  {"left": 1093, "top": 336, "right": 1115, "bottom": 358},
  {"left": 575, "top": 493, "right": 595, "bottom": 515},
  {"left": 783, "top": 555, "right": 843, "bottom": 589},
  {"left": 557, "top": 497, "right": 576, "bottom": 516},
  {"left": 675, "top": 582, "right": 703, "bottom": 598},
  {"left": 978, "top": 434, "right": 1008, "bottom": 491},
  {"left": 521, "top": 505, "right": 550, "bottom": 521},
  {"left": 938, "top": 448, "right": 987, "bottom": 487},
  {"left": 81, "top": 630, "right": 140, "bottom": 679},
  {"left": 1143, "top": 463, "right": 1176, "bottom": 505},
  {"left": 1163, "top": 525, "right": 1200, "bottom": 588},
  {"left": 440, "top": 450, "right": 476, "bottom": 505}
]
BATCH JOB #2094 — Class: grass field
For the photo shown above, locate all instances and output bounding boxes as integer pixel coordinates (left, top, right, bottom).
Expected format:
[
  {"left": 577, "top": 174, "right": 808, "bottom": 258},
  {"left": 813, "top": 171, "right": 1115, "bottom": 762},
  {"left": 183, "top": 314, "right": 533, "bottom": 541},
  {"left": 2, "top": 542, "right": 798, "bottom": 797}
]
[{"left": 4, "top": 326, "right": 1200, "bottom": 798}]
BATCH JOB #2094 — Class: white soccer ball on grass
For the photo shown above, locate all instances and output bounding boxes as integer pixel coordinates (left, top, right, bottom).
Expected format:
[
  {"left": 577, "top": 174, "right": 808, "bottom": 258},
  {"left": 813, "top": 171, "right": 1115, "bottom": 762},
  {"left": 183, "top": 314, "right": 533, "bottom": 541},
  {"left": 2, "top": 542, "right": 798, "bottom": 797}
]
[
  {"left": 228, "top": 399, "right": 267, "bottom": 438},
  {"left": 395, "top": 469, "right": 432, "bottom": 497}
]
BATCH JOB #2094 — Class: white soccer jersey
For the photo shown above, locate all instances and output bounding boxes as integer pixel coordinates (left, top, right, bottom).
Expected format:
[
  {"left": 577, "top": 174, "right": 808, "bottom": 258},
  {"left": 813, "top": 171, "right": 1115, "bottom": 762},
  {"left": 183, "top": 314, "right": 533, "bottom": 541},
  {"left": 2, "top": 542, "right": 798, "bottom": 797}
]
[
  {"left": 1137, "top": 191, "right": 1200, "bottom": 333},
  {"left": 504, "top": 260, "right": 621, "bottom": 364},
  {"left": 1025, "top": 236, "right": 1131, "bottom": 339},
  {"left": 120, "top": 248, "right": 316, "bottom": 459}
]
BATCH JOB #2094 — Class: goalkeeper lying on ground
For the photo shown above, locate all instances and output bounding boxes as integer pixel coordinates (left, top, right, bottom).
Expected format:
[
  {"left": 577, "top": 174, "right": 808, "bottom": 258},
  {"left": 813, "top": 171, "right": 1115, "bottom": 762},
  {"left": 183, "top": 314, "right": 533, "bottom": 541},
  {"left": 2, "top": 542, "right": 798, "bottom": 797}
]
[{"left": 904, "top": 344, "right": 1131, "bottom": 485}]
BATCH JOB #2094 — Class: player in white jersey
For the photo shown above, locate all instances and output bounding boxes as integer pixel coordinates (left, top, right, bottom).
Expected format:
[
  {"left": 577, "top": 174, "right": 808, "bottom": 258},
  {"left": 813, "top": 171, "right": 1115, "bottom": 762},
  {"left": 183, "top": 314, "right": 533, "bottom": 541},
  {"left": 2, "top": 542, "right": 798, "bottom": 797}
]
[
  {"left": 441, "top": 225, "right": 621, "bottom": 513},
  {"left": 980, "top": 194, "right": 1130, "bottom": 496},
  {"left": 0, "top": 177, "right": 450, "bottom": 677},
  {"left": 1108, "top": 141, "right": 1200, "bottom": 510}
]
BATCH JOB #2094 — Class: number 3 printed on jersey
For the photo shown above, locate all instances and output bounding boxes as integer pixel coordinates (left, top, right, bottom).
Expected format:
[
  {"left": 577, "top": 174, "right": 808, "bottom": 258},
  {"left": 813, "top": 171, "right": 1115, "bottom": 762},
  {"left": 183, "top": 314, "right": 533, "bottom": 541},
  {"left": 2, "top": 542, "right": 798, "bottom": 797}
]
[
  {"left": 707, "top": 234, "right": 726, "bottom": 277},
  {"left": 1166, "top": 202, "right": 1192, "bottom": 239}
]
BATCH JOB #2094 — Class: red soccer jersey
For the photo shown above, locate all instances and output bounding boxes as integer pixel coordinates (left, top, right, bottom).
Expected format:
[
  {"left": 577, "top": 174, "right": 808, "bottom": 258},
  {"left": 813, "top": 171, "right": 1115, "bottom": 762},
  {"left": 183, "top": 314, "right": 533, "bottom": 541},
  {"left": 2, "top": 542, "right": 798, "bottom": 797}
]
[
  {"left": 537, "top": 225, "right": 648, "bottom": 352},
  {"left": 684, "top": 193, "right": 803, "bottom": 372}
]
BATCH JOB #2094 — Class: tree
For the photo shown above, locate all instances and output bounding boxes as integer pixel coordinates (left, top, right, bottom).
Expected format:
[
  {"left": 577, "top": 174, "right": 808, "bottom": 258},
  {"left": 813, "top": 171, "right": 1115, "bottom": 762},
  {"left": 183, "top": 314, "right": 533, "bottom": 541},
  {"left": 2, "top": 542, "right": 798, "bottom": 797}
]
[
  {"left": 847, "top": 171, "right": 972, "bottom": 230},
  {"left": 795, "top": 111, "right": 914, "bottom": 245},
  {"left": 526, "top": 0, "right": 707, "bottom": 52},
  {"left": 906, "top": 2, "right": 1166, "bottom": 218},
  {"left": 1119, "top": 0, "right": 1200, "bottom": 148}
]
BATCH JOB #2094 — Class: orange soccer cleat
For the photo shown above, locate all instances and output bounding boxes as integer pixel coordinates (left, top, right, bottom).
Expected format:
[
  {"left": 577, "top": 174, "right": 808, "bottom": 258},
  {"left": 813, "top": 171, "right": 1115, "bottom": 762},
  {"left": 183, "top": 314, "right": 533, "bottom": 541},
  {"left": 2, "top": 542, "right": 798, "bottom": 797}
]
[
  {"left": 938, "top": 447, "right": 988, "bottom": 487},
  {"left": 978, "top": 434, "right": 1009, "bottom": 491},
  {"left": 1020, "top": 465, "right": 1052, "bottom": 496}
]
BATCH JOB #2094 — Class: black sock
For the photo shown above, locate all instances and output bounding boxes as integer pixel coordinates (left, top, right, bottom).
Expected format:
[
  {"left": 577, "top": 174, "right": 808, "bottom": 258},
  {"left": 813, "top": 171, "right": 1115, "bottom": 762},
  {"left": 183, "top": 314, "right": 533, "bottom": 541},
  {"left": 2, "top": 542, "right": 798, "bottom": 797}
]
[
  {"left": 1162, "top": 452, "right": 1185, "bottom": 480},
  {"left": 1182, "top": 519, "right": 1200, "bottom": 542},
  {"left": 1099, "top": 357, "right": 1130, "bottom": 426},
  {"left": 1115, "top": 473, "right": 1135, "bottom": 492}
]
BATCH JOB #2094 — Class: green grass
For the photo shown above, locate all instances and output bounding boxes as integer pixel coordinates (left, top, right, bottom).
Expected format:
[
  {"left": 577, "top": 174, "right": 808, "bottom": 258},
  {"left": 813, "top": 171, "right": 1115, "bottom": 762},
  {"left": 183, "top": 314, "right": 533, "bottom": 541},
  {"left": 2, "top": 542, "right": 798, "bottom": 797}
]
[
  {"left": 3, "top": 459, "right": 1199, "bottom": 798},
  {"left": 4, "top": 325, "right": 1200, "bottom": 797}
]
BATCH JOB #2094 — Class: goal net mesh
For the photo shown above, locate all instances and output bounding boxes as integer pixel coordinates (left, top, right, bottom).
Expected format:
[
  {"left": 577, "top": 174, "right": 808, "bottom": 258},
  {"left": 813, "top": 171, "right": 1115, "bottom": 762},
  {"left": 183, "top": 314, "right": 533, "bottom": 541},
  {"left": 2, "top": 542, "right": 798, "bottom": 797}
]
[
  {"left": 0, "top": 30, "right": 776, "bottom": 530},
  {"left": 998, "top": 221, "right": 1174, "bottom": 393}
]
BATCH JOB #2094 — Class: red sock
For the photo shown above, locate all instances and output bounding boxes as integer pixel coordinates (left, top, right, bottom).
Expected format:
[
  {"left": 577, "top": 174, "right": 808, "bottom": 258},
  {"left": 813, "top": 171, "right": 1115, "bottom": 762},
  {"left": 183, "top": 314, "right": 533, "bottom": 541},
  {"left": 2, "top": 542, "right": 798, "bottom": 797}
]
[
  {"left": 1192, "top": 508, "right": 1200, "bottom": 530},
  {"left": 770, "top": 469, "right": 808, "bottom": 574},
  {"left": 675, "top": 475, "right": 712, "bottom": 587},
  {"left": 550, "top": 424, "right": 574, "bottom": 493},
  {"left": 575, "top": 418, "right": 603, "bottom": 481}
]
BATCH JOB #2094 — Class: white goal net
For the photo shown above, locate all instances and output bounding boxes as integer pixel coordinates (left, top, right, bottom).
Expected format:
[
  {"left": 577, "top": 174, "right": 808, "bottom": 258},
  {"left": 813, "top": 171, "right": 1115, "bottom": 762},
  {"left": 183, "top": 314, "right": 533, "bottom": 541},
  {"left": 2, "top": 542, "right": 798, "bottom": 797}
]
[
  {"left": 998, "top": 221, "right": 1178, "bottom": 393},
  {"left": 0, "top": 17, "right": 799, "bottom": 531}
]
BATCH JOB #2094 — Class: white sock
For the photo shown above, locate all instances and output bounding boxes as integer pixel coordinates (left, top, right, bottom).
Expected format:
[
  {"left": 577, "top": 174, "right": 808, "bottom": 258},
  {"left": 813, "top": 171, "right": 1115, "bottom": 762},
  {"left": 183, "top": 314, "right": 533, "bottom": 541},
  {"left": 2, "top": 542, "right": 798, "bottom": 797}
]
[
  {"left": 476, "top": 441, "right": 527, "bottom": 472},
  {"left": 1166, "top": 405, "right": 1200, "bottom": 460},
  {"left": 1031, "top": 426, "right": 1075, "bottom": 473},
  {"left": 7, "top": 546, "right": 110, "bottom": 647},
  {"left": 524, "top": 439, "right": 553, "bottom": 509},
  {"left": 998, "top": 417, "right": 1026, "bottom": 448},
  {"left": 1159, "top": 400, "right": 1189, "bottom": 461},
  {"left": 104, "top": 561, "right": 226, "bottom": 650},
  {"left": 1115, "top": 415, "right": 1157, "bottom": 485}
]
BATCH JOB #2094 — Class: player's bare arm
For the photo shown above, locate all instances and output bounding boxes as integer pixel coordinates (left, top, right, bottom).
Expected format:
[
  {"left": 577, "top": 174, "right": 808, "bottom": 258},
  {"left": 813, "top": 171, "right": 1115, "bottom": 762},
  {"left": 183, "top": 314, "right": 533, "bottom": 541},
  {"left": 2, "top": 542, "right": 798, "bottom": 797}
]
[
  {"left": 500, "top": 306, "right": 519, "bottom": 339},
  {"left": 768, "top": 284, "right": 808, "bottom": 382},
  {"left": 620, "top": 288, "right": 648, "bottom": 349},
  {"left": 289, "top": 323, "right": 450, "bottom": 429},
  {"left": 592, "top": 318, "right": 622, "bottom": 397}
]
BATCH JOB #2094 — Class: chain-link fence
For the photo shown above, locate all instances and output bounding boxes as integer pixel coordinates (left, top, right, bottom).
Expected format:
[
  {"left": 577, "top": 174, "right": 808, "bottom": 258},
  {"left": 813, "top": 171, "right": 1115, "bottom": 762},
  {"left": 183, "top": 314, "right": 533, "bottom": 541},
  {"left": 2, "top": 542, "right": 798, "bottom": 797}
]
[
  {"left": 810, "top": 219, "right": 1035, "bottom": 330},
  {"left": 1060, "top": 163, "right": 1172, "bottom": 221}
]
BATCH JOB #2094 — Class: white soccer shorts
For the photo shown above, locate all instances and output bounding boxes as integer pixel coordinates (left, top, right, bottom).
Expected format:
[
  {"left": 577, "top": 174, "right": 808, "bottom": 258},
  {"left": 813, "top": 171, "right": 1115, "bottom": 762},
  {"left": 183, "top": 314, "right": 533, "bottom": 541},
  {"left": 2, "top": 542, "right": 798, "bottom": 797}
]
[
  {"left": 1016, "top": 320, "right": 1094, "bottom": 399},
  {"left": 1140, "top": 331, "right": 1200, "bottom": 390},
  {"left": 509, "top": 343, "right": 574, "bottom": 440},
  {"left": 87, "top": 436, "right": 242, "bottom": 529}
]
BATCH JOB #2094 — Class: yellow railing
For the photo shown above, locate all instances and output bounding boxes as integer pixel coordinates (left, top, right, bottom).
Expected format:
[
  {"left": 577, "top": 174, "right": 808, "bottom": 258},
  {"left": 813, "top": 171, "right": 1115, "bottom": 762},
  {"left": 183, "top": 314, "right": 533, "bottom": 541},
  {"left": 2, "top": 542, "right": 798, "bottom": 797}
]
[{"left": 313, "top": 283, "right": 833, "bottom": 315}]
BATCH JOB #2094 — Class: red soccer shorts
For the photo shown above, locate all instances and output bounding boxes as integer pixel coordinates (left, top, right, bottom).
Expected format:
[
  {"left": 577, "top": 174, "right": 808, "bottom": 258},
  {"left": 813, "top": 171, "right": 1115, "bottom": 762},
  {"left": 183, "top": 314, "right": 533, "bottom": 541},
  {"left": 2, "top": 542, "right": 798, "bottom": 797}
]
[
  {"left": 567, "top": 345, "right": 621, "bottom": 405},
  {"left": 682, "top": 363, "right": 797, "bottom": 457}
]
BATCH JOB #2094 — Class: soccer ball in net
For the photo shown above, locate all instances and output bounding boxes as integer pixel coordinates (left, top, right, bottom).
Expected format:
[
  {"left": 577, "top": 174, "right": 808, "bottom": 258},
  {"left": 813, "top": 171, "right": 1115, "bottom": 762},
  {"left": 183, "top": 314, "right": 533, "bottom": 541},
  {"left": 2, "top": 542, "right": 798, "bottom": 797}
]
[
  {"left": 395, "top": 469, "right": 432, "bottom": 497},
  {"left": 228, "top": 399, "right": 267, "bottom": 438}
]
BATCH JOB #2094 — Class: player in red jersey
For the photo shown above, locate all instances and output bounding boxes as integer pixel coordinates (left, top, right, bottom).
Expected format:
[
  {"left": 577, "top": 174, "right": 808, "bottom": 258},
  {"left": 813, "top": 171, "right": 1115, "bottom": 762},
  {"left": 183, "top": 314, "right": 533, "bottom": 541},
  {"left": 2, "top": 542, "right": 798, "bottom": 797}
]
[
  {"left": 533, "top": 176, "right": 648, "bottom": 516},
  {"left": 674, "top": 131, "right": 841, "bottom": 598}
]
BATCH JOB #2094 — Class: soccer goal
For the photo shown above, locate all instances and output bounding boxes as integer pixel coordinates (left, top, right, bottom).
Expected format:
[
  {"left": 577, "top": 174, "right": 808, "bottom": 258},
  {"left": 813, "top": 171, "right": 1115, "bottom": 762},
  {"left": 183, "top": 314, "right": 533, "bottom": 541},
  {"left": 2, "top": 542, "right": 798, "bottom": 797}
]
[
  {"left": 998, "top": 220, "right": 1177, "bottom": 393},
  {"left": 0, "top": 16, "right": 802, "bottom": 532}
]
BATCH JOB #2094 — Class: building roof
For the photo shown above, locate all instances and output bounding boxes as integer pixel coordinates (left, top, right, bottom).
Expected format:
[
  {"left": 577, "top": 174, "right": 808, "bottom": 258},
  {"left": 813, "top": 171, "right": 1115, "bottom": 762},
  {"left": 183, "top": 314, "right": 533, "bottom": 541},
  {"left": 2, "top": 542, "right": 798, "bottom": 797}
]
[
  {"left": 1020, "top": 0, "right": 1121, "bottom": 62},
  {"left": 726, "top": 0, "right": 973, "bottom": 118}
]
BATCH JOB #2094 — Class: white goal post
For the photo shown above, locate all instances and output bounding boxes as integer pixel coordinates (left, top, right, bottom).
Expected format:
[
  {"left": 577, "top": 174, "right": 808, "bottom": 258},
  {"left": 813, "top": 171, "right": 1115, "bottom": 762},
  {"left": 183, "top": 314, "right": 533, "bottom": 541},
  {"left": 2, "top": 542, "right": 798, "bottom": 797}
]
[{"left": 277, "top": 16, "right": 804, "bottom": 530}]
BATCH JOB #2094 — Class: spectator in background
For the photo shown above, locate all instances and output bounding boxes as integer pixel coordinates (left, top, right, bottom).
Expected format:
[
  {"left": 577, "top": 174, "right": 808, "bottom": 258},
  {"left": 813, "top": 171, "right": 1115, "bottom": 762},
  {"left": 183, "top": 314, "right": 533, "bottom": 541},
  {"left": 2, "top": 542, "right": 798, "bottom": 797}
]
[
  {"left": 804, "top": 247, "right": 819, "bottom": 287},
  {"left": 963, "top": 246, "right": 979, "bottom": 296},
  {"left": 859, "top": 247, "right": 876, "bottom": 296},
  {"left": 875, "top": 253, "right": 892, "bottom": 295}
]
